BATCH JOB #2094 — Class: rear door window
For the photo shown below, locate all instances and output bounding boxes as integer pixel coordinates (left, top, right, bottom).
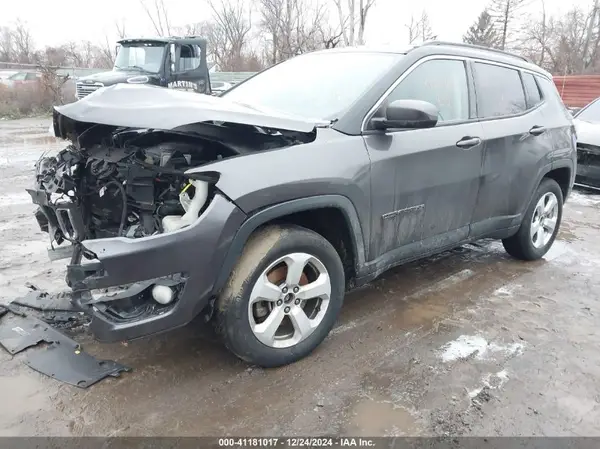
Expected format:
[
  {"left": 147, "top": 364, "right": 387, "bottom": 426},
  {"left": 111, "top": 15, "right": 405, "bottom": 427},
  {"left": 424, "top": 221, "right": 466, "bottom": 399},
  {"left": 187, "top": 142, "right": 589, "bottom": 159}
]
[
  {"left": 522, "top": 72, "right": 542, "bottom": 108},
  {"left": 473, "top": 62, "right": 527, "bottom": 118}
]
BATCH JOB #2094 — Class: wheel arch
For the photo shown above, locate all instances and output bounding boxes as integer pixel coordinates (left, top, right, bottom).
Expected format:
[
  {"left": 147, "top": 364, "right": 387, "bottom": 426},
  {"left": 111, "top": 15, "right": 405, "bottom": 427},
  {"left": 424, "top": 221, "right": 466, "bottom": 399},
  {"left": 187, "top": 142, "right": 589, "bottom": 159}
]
[
  {"left": 521, "top": 161, "right": 572, "bottom": 217},
  {"left": 212, "top": 195, "right": 367, "bottom": 295}
]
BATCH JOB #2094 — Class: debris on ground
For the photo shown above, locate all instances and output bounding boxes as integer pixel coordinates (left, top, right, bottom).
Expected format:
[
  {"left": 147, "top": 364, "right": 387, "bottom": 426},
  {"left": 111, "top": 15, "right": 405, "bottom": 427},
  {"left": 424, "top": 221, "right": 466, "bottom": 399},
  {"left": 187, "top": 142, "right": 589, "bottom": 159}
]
[{"left": 0, "top": 288, "right": 129, "bottom": 388}]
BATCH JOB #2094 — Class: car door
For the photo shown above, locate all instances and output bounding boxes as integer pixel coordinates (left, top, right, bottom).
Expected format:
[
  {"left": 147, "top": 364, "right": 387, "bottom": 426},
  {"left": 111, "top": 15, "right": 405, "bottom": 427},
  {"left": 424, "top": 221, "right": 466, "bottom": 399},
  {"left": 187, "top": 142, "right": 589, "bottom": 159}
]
[
  {"left": 469, "top": 61, "right": 555, "bottom": 237},
  {"left": 362, "top": 57, "right": 485, "bottom": 262},
  {"left": 169, "top": 43, "right": 210, "bottom": 94}
]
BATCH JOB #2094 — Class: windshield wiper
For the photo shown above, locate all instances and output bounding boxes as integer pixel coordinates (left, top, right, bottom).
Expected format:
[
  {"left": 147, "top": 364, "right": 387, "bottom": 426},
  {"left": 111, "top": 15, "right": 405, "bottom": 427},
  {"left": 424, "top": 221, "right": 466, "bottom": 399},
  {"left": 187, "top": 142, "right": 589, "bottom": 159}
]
[{"left": 128, "top": 65, "right": 148, "bottom": 72}]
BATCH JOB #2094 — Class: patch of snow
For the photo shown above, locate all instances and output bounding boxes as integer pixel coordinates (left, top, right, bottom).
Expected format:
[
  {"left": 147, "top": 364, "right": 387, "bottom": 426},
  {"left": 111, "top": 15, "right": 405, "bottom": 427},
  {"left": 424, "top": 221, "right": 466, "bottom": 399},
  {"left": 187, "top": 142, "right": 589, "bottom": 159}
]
[
  {"left": 568, "top": 191, "right": 600, "bottom": 207},
  {"left": 439, "top": 335, "right": 525, "bottom": 362},
  {"left": 494, "top": 286, "right": 514, "bottom": 297},
  {"left": 543, "top": 241, "right": 571, "bottom": 261},
  {"left": 439, "top": 335, "right": 488, "bottom": 362},
  {"left": 468, "top": 387, "right": 483, "bottom": 398},
  {"left": 495, "top": 369, "right": 509, "bottom": 380},
  {"left": 0, "top": 192, "right": 31, "bottom": 207}
]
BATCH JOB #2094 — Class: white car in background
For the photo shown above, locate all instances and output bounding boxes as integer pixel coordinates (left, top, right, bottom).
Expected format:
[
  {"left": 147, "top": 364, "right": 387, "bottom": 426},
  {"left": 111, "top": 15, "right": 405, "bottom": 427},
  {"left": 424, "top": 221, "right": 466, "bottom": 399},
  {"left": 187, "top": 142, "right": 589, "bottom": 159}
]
[{"left": 573, "top": 98, "right": 600, "bottom": 188}]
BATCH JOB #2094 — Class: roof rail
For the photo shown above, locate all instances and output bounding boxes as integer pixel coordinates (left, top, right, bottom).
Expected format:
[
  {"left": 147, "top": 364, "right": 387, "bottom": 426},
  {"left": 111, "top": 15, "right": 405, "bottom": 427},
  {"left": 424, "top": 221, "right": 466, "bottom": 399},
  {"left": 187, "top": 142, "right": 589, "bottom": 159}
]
[{"left": 418, "top": 40, "right": 530, "bottom": 63}]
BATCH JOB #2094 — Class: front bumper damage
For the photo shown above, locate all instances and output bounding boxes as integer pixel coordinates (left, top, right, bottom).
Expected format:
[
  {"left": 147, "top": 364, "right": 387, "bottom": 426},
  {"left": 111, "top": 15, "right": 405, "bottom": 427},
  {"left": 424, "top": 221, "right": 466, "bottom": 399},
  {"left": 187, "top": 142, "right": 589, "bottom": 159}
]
[{"left": 30, "top": 191, "right": 246, "bottom": 343}]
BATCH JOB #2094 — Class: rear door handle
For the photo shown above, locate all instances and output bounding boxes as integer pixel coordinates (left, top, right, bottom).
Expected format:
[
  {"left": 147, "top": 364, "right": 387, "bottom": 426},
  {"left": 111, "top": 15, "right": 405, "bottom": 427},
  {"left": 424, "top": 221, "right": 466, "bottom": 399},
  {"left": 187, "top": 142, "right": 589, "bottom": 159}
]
[
  {"left": 529, "top": 125, "right": 546, "bottom": 136},
  {"left": 456, "top": 136, "right": 482, "bottom": 149}
]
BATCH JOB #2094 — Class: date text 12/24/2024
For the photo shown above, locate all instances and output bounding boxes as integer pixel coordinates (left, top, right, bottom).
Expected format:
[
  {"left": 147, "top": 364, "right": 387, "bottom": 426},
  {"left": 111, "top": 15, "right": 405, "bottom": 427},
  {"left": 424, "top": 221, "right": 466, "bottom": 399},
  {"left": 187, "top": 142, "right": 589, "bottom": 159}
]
[{"left": 218, "top": 438, "right": 376, "bottom": 447}]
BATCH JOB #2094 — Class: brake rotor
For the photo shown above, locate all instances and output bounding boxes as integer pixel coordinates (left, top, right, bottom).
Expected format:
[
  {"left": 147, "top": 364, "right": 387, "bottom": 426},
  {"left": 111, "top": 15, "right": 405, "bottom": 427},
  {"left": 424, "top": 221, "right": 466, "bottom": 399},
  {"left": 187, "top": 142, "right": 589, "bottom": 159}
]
[{"left": 253, "top": 265, "right": 309, "bottom": 320}]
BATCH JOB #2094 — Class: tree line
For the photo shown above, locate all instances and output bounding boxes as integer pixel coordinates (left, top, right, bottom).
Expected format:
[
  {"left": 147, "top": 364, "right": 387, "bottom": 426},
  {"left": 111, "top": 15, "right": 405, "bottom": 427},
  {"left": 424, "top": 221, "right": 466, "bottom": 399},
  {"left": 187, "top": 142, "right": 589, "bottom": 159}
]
[{"left": 1, "top": 0, "right": 600, "bottom": 76}]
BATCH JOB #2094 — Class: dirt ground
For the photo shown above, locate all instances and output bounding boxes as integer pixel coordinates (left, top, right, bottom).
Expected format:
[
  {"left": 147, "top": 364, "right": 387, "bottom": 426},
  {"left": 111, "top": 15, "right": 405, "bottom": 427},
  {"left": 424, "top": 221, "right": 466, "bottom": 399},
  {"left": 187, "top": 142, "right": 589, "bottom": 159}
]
[{"left": 1, "top": 117, "right": 600, "bottom": 437}]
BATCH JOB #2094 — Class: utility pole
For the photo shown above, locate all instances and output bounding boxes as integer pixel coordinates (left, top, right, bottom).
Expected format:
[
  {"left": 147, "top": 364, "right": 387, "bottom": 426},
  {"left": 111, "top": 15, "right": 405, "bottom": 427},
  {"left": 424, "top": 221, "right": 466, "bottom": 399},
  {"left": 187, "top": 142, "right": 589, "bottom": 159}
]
[{"left": 582, "top": 0, "right": 600, "bottom": 73}]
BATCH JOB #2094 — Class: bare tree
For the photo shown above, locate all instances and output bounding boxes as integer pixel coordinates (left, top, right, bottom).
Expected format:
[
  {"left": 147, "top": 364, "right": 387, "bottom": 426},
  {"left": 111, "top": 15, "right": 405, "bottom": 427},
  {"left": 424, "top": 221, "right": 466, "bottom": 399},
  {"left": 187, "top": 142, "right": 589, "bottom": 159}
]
[
  {"left": 406, "top": 15, "right": 420, "bottom": 44},
  {"left": 489, "top": 0, "right": 526, "bottom": 50},
  {"left": 519, "top": 1, "right": 554, "bottom": 67},
  {"left": 12, "top": 20, "right": 36, "bottom": 63},
  {"left": 0, "top": 27, "right": 14, "bottom": 61},
  {"left": 257, "top": 0, "right": 330, "bottom": 64},
  {"left": 115, "top": 18, "right": 128, "bottom": 39},
  {"left": 463, "top": 9, "right": 500, "bottom": 48},
  {"left": 334, "top": 0, "right": 377, "bottom": 46},
  {"left": 140, "top": 0, "right": 172, "bottom": 36},
  {"left": 419, "top": 11, "right": 436, "bottom": 42},
  {"left": 208, "top": 0, "right": 253, "bottom": 71},
  {"left": 405, "top": 11, "right": 437, "bottom": 44}
]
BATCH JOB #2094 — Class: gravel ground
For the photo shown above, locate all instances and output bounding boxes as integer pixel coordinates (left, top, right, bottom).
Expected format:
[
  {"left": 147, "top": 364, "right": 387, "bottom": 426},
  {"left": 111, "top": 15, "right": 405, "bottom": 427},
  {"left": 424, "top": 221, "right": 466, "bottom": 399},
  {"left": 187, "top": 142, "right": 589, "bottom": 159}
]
[{"left": 1, "top": 117, "right": 599, "bottom": 437}]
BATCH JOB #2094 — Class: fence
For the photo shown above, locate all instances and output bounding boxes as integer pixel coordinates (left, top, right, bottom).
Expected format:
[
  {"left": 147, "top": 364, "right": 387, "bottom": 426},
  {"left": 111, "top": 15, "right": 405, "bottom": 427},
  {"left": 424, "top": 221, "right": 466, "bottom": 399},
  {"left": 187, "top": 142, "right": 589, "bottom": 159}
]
[
  {"left": 0, "top": 62, "right": 256, "bottom": 85},
  {"left": 553, "top": 75, "right": 600, "bottom": 108}
]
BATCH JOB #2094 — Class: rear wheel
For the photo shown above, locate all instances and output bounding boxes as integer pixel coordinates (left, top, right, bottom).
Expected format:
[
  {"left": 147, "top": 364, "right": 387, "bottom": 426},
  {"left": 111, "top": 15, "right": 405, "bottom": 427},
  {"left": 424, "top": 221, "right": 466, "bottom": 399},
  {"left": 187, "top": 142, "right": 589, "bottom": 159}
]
[
  {"left": 215, "top": 225, "right": 345, "bottom": 367},
  {"left": 502, "top": 178, "right": 563, "bottom": 261}
]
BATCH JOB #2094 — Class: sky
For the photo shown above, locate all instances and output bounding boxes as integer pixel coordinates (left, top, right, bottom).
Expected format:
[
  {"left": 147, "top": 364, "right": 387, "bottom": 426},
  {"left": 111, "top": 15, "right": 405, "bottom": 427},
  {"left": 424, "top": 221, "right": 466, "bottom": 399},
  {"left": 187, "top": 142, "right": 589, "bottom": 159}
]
[{"left": 0, "top": 0, "right": 594, "bottom": 50}]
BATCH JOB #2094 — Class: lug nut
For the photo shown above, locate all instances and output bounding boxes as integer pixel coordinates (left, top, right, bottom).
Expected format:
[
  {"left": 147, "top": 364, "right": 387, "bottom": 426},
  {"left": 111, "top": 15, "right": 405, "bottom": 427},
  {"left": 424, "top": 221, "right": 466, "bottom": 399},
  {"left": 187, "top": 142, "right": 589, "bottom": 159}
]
[
  {"left": 294, "top": 299, "right": 300, "bottom": 305},
  {"left": 282, "top": 287, "right": 288, "bottom": 293},
  {"left": 293, "top": 286, "right": 299, "bottom": 293},
  {"left": 276, "top": 300, "right": 282, "bottom": 306},
  {"left": 284, "top": 306, "right": 290, "bottom": 313}
]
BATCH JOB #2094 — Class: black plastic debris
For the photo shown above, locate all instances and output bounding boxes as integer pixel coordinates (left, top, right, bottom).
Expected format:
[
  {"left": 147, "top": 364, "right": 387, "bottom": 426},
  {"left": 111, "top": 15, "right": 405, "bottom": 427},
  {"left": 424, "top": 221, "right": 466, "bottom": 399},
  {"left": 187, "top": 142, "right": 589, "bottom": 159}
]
[
  {"left": 0, "top": 299, "right": 130, "bottom": 388},
  {"left": 25, "top": 342, "right": 130, "bottom": 388},
  {"left": 0, "top": 314, "right": 51, "bottom": 355}
]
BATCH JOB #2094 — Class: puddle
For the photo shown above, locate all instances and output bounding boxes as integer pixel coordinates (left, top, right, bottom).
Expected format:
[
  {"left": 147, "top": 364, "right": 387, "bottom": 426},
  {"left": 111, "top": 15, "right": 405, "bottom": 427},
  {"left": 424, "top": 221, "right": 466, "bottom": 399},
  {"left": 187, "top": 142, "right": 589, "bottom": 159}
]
[
  {"left": 346, "top": 396, "right": 419, "bottom": 436},
  {"left": 0, "top": 372, "right": 54, "bottom": 434}
]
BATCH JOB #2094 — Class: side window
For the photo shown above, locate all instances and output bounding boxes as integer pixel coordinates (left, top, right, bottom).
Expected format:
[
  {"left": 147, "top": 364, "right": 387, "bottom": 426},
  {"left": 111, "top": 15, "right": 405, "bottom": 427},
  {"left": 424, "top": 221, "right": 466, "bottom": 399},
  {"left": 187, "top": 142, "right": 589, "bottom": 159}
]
[
  {"left": 535, "top": 75, "right": 571, "bottom": 120},
  {"left": 385, "top": 59, "right": 469, "bottom": 124},
  {"left": 522, "top": 72, "right": 542, "bottom": 108},
  {"left": 474, "top": 62, "right": 526, "bottom": 118},
  {"left": 25, "top": 73, "right": 38, "bottom": 81},
  {"left": 179, "top": 45, "right": 201, "bottom": 71}
]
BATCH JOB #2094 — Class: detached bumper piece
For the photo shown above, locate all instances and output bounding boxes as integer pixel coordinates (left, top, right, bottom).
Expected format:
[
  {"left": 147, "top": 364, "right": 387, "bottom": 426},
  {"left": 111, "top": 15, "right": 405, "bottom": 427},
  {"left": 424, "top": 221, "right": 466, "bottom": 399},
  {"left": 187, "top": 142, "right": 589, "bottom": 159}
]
[{"left": 0, "top": 310, "right": 130, "bottom": 388}]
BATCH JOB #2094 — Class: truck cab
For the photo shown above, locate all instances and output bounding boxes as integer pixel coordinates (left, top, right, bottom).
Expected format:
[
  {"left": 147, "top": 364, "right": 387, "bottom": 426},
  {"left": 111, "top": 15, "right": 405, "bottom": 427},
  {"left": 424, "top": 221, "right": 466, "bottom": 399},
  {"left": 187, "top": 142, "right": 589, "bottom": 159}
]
[{"left": 75, "top": 36, "right": 211, "bottom": 100}]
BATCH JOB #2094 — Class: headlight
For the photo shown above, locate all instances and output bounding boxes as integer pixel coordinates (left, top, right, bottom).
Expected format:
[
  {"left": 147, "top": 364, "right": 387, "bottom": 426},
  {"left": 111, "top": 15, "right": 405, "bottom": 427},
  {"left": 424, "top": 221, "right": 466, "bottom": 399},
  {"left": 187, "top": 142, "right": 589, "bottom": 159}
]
[{"left": 126, "top": 75, "right": 149, "bottom": 84}]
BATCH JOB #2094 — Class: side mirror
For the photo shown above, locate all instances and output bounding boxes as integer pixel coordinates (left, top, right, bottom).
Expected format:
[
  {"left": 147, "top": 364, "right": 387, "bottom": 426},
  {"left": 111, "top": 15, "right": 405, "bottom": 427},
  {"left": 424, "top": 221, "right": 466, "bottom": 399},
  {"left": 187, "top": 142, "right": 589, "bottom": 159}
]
[
  {"left": 169, "top": 43, "right": 177, "bottom": 73},
  {"left": 371, "top": 99, "right": 439, "bottom": 130}
]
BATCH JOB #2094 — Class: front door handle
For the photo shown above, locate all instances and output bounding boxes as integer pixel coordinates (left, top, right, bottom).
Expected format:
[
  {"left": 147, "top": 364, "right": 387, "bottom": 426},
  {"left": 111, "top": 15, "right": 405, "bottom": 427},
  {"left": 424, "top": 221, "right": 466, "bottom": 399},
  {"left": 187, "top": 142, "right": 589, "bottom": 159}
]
[
  {"left": 529, "top": 125, "right": 546, "bottom": 136},
  {"left": 456, "top": 136, "right": 482, "bottom": 149}
]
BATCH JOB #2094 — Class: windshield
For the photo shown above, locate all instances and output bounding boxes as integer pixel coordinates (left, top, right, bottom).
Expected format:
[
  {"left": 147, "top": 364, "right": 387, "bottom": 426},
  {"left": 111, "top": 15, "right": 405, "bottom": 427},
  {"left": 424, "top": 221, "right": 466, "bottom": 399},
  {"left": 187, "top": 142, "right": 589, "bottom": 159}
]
[
  {"left": 222, "top": 51, "right": 401, "bottom": 120},
  {"left": 114, "top": 42, "right": 166, "bottom": 74},
  {"left": 576, "top": 98, "right": 600, "bottom": 123}
]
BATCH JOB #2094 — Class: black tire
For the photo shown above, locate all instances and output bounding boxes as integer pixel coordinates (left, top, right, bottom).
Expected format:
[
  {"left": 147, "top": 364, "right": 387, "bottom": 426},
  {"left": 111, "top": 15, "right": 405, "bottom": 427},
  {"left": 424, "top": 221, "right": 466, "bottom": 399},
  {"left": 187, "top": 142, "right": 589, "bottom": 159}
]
[
  {"left": 214, "top": 224, "right": 345, "bottom": 367},
  {"left": 502, "top": 177, "right": 563, "bottom": 261}
]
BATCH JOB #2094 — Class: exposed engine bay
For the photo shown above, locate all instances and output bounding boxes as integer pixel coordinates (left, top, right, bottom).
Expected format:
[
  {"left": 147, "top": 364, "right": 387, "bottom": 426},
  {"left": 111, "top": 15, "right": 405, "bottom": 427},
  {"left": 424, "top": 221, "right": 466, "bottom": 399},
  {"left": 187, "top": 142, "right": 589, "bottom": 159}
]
[{"left": 31, "top": 119, "right": 315, "bottom": 247}]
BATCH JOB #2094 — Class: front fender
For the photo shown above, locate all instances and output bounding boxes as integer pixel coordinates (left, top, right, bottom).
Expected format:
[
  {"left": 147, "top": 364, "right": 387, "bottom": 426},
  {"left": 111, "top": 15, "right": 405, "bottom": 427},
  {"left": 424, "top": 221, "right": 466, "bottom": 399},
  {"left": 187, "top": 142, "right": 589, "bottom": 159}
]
[{"left": 212, "top": 195, "right": 368, "bottom": 296}]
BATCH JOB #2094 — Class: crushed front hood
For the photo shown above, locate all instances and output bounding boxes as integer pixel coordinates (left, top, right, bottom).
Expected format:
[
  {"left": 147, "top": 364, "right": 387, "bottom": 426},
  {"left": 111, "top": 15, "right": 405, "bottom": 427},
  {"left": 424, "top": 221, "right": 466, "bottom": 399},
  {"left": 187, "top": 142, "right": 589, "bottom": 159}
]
[{"left": 54, "top": 83, "right": 326, "bottom": 134}]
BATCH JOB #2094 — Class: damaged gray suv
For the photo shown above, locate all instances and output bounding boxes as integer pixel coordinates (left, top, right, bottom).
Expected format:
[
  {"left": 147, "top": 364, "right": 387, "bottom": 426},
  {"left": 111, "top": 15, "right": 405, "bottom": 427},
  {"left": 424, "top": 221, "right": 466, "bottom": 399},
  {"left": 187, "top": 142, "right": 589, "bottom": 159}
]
[{"left": 30, "top": 41, "right": 576, "bottom": 367}]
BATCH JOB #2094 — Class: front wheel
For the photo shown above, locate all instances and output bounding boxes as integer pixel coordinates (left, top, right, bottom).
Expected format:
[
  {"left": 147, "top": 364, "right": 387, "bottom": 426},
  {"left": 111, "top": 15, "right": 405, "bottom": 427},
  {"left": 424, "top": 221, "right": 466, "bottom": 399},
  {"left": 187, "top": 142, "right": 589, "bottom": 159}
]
[
  {"left": 502, "top": 177, "right": 563, "bottom": 261},
  {"left": 215, "top": 225, "right": 345, "bottom": 367}
]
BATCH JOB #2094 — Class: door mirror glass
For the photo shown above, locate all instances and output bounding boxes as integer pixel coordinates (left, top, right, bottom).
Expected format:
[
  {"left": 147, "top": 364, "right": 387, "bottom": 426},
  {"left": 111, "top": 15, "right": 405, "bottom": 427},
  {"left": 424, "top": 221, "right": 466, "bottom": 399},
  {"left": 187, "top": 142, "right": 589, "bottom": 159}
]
[
  {"left": 169, "top": 43, "right": 176, "bottom": 73},
  {"left": 371, "top": 99, "right": 439, "bottom": 130}
]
